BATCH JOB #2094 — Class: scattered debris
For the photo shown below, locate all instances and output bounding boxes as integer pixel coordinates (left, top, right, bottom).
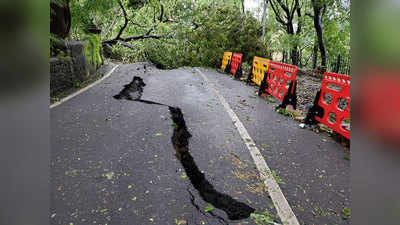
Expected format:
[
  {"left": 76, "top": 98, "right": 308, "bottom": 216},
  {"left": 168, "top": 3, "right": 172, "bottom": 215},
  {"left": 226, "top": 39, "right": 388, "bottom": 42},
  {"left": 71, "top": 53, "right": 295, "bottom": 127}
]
[
  {"left": 204, "top": 205, "right": 214, "bottom": 212},
  {"left": 104, "top": 172, "right": 114, "bottom": 180},
  {"left": 175, "top": 219, "right": 187, "bottom": 225},
  {"left": 155, "top": 132, "right": 163, "bottom": 136},
  {"left": 250, "top": 210, "right": 279, "bottom": 225},
  {"left": 265, "top": 96, "right": 276, "bottom": 103},
  {"left": 342, "top": 207, "right": 351, "bottom": 219},
  {"left": 261, "top": 144, "right": 271, "bottom": 149}
]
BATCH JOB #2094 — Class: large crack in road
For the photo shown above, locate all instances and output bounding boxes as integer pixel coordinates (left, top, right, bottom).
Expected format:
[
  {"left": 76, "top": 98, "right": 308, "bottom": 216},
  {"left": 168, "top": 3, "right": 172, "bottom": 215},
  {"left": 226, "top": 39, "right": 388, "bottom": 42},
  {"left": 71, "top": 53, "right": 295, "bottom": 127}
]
[{"left": 113, "top": 74, "right": 255, "bottom": 222}]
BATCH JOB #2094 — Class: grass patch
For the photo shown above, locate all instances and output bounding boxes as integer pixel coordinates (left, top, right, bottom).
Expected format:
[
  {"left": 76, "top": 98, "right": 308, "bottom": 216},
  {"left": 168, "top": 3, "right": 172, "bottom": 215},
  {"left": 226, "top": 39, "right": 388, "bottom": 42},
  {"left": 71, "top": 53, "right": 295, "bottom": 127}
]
[
  {"left": 251, "top": 210, "right": 278, "bottom": 225},
  {"left": 265, "top": 96, "right": 276, "bottom": 103},
  {"left": 276, "top": 108, "right": 295, "bottom": 119},
  {"left": 342, "top": 207, "right": 350, "bottom": 219}
]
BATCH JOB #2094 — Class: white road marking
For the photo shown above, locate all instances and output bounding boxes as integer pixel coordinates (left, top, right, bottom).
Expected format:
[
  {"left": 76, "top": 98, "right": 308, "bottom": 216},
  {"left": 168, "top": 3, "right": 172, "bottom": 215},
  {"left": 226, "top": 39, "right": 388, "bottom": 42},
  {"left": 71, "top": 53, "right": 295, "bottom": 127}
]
[
  {"left": 196, "top": 68, "right": 300, "bottom": 225},
  {"left": 50, "top": 64, "right": 120, "bottom": 109}
]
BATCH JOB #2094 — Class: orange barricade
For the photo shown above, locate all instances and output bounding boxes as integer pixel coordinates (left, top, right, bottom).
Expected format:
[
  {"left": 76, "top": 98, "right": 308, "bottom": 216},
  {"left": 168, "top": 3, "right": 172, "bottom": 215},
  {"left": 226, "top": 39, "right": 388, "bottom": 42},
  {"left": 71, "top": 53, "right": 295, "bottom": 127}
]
[
  {"left": 221, "top": 52, "right": 232, "bottom": 70},
  {"left": 230, "top": 53, "right": 243, "bottom": 78},
  {"left": 259, "top": 61, "right": 298, "bottom": 109},
  {"left": 305, "top": 72, "right": 351, "bottom": 139},
  {"left": 247, "top": 56, "right": 270, "bottom": 86}
]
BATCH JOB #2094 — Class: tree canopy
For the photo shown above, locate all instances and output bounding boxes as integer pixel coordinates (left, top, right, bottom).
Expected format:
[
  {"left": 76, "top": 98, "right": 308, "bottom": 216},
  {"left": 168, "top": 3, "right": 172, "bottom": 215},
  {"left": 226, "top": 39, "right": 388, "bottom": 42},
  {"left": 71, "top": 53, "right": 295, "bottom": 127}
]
[{"left": 51, "top": 0, "right": 350, "bottom": 73}]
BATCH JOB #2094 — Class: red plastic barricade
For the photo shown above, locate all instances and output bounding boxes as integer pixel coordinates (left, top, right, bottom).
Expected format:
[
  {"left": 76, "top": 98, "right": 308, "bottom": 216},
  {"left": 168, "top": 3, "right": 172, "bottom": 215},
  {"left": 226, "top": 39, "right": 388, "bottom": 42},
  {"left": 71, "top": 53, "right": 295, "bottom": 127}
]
[
  {"left": 259, "top": 61, "right": 298, "bottom": 109},
  {"left": 305, "top": 72, "right": 351, "bottom": 139},
  {"left": 230, "top": 53, "right": 243, "bottom": 77}
]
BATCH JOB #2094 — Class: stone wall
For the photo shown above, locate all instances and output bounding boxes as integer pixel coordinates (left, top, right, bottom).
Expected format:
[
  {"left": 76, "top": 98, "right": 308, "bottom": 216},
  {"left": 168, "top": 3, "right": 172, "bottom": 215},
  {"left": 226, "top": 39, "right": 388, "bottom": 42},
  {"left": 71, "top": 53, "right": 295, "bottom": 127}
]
[{"left": 50, "top": 40, "right": 100, "bottom": 97}]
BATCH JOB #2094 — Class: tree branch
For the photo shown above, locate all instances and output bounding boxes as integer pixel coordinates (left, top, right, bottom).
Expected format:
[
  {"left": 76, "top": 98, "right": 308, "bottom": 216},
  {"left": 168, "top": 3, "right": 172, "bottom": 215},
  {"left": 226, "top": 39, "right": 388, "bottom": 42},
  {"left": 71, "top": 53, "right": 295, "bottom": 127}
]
[
  {"left": 296, "top": 5, "right": 302, "bottom": 34},
  {"left": 276, "top": 0, "right": 290, "bottom": 15},
  {"left": 102, "top": 11, "right": 123, "bottom": 39},
  {"left": 104, "top": 0, "right": 175, "bottom": 47},
  {"left": 120, "top": 34, "right": 173, "bottom": 42},
  {"left": 129, "top": 20, "right": 147, "bottom": 28},
  {"left": 289, "top": 0, "right": 299, "bottom": 21},
  {"left": 159, "top": 4, "right": 164, "bottom": 22},
  {"left": 114, "top": 0, "right": 129, "bottom": 41},
  {"left": 269, "top": 0, "right": 287, "bottom": 25},
  {"left": 103, "top": 33, "right": 173, "bottom": 45},
  {"left": 118, "top": 41, "right": 135, "bottom": 49}
]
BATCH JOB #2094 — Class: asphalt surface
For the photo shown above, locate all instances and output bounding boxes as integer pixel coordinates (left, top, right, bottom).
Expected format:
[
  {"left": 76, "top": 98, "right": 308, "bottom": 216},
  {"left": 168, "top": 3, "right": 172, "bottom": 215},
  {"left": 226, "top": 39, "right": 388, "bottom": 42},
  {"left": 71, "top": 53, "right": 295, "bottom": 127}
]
[{"left": 51, "top": 63, "right": 350, "bottom": 225}]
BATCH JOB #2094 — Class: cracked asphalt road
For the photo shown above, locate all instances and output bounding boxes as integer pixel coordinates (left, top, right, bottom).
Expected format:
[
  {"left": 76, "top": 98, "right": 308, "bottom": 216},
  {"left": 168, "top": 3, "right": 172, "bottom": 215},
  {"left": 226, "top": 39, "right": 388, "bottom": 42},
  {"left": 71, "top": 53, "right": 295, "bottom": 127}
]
[{"left": 51, "top": 63, "right": 350, "bottom": 225}]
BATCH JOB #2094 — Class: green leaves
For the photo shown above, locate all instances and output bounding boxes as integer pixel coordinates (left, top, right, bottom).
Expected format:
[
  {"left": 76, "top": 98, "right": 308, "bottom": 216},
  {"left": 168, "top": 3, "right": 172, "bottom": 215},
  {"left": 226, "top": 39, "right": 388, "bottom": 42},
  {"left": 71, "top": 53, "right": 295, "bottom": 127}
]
[
  {"left": 250, "top": 210, "right": 277, "bottom": 225},
  {"left": 144, "top": 3, "right": 267, "bottom": 69},
  {"left": 342, "top": 207, "right": 350, "bottom": 219},
  {"left": 204, "top": 205, "right": 214, "bottom": 212}
]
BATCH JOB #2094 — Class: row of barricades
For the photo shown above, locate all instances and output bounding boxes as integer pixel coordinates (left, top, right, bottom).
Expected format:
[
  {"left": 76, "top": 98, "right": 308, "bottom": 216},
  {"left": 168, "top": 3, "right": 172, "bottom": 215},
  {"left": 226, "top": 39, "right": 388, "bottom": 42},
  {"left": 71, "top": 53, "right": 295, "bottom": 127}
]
[
  {"left": 219, "top": 53, "right": 351, "bottom": 140},
  {"left": 220, "top": 52, "right": 243, "bottom": 78}
]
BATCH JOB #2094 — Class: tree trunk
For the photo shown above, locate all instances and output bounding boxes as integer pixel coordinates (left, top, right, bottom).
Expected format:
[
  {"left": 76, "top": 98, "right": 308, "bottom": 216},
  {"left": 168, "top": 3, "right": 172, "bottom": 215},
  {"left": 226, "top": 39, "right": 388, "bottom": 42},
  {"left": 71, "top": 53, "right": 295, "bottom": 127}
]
[
  {"left": 311, "top": 0, "right": 326, "bottom": 68},
  {"left": 282, "top": 51, "right": 286, "bottom": 63},
  {"left": 299, "top": 48, "right": 303, "bottom": 67},
  {"left": 261, "top": 0, "right": 267, "bottom": 41},
  {"left": 335, "top": 54, "right": 341, "bottom": 73},
  {"left": 268, "top": 0, "right": 302, "bottom": 65},
  {"left": 50, "top": 0, "right": 71, "bottom": 39},
  {"left": 312, "top": 41, "right": 318, "bottom": 69},
  {"left": 241, "top": 0, "right": 245, "bottom": 13},
  {"left": 291, "top": 47, "right": 298, "bottom": 65}
]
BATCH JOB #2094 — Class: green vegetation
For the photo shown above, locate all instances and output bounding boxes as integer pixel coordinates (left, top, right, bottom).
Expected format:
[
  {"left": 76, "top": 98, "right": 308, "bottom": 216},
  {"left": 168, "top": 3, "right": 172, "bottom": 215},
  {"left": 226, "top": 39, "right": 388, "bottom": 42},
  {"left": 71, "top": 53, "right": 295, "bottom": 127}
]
[
  {"left": 276, "top": 108, "right": 296, "bottom": 119},
  {"left": 251, "top": 210, "right": 277, "bottom": 225},
  {"left": 51, "top": 0, "right": 350, "bottom": 71},
  {"left": 204, "top": 205, "right": 214, "bottom": 212},
  {"left": 83, "top": 33, "right": 103, "bottom": 69},
  {"left": 271, "top": 170, "right": 285, "bottom": 185},
  {"left": 342, "top": 207, "right": 351, "bottom": 219}
]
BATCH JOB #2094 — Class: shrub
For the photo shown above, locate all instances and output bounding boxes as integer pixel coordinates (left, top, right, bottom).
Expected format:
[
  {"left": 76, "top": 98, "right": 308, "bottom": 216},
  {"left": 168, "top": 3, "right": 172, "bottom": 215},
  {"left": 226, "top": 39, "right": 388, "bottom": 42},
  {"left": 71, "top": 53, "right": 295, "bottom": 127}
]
[{"left": 83, "top": 33, "right": 103, "bottom": 69}]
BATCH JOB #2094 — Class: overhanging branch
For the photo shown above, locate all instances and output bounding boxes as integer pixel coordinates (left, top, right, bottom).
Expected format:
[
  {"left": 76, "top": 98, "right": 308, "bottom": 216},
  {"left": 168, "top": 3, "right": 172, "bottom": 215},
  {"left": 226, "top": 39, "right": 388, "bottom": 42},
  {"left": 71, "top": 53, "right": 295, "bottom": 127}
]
[
  {"left": 114, "top": 0, "right": 129, "bottom": 41},
  {"left": 104, "top": 0, "right": 175, "bottom": 47}
]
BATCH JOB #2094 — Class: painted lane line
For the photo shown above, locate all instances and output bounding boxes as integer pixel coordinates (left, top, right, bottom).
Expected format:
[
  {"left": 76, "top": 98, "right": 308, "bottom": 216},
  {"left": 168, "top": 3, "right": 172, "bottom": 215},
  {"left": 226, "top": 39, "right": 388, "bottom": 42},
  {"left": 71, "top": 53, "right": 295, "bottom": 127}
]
[
  {"left": 196, "top": 68, "right": 299, "bottom": 225},
  {"left": 50, "top": 64, "right": 120, "bottom": 109}
]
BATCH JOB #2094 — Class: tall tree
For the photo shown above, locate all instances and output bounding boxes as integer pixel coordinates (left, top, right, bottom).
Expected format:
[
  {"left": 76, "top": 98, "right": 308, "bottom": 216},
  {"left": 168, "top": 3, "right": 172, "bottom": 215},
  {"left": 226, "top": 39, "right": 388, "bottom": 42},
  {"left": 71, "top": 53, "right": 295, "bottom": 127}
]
[
  {"left": 309, "top": 0, "right": 328, "bottom": 68},
  {"left": 50, "top": 0, "right": 71, "bottom": 39},
  {"left": 268, "top": 0, "right": 303, "bottom": 65},
  {"left": 312, "top": 40, "right": 318, "bottom": 68},
  {"left": 261, "top": 0, "right": 268, "bottom": 41}
]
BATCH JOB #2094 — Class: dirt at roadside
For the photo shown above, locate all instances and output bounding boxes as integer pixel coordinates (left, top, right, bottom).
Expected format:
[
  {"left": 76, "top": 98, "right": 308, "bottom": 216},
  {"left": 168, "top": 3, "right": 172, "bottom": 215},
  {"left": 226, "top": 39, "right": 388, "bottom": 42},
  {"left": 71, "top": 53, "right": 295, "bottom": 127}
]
[{"left": 296, "top": 69, "right": 323, "bottom": 113}]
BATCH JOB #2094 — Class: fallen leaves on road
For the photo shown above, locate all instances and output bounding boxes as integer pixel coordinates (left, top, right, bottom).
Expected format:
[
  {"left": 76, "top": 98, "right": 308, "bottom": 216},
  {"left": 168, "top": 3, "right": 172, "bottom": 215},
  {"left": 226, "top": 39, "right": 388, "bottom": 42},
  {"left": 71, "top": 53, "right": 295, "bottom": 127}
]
[
  {"left": 204, "top": 205, "right": 214, "bottom": 212},
  {"left": 104, "top": 172, "right": 114, "bottom": 180},
  {"left": 175, "top": 219, "right": 187, "bottom": 225},
  {"left": 261, "top": 144, "right": 270, "bottom": 150}
]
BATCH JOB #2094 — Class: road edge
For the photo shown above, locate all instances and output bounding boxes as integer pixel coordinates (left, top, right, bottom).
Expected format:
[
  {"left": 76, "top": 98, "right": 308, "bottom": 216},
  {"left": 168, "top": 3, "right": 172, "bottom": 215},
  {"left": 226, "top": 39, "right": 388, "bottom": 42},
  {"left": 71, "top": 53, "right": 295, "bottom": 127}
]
[
  {"left": 195, "top": 68, "right": 300, "bottom": 225},
  {"left": 50, "top": 64, "right": 120, "bottom": 109}
]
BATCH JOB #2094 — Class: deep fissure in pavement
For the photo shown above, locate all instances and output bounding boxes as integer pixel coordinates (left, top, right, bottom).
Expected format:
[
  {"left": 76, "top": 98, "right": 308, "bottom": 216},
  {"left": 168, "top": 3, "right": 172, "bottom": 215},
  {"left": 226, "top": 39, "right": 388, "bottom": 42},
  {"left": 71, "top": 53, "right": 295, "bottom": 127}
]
[
  {"left": 114, "top": 75, "right": 255, "bottom": 221},
  {"left": 169, "top": 107, "right": 255, "bottom": 220}
]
